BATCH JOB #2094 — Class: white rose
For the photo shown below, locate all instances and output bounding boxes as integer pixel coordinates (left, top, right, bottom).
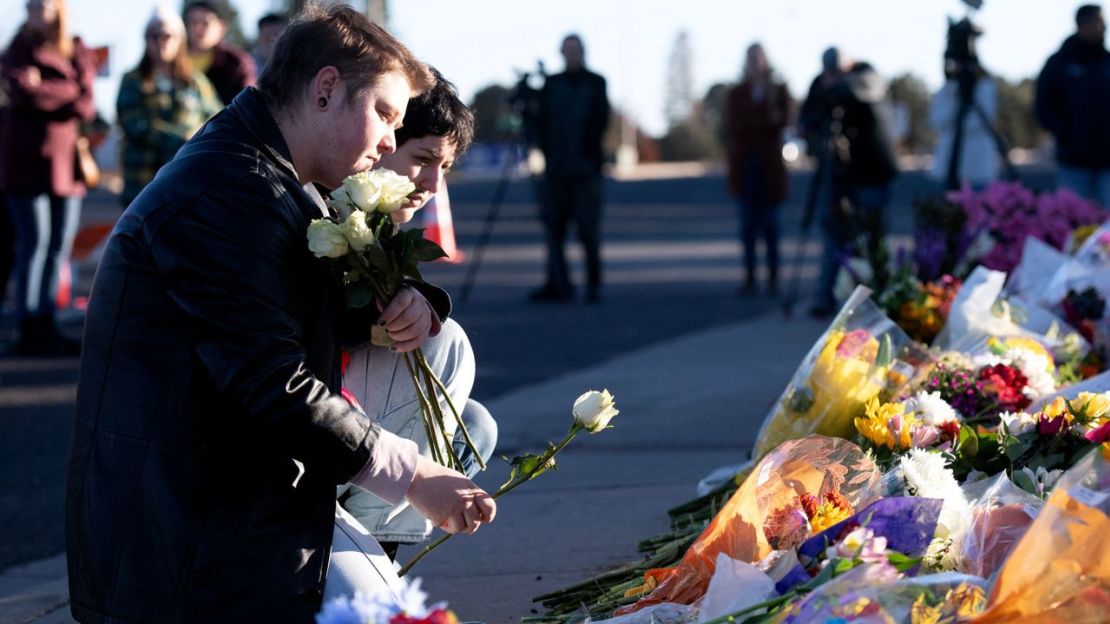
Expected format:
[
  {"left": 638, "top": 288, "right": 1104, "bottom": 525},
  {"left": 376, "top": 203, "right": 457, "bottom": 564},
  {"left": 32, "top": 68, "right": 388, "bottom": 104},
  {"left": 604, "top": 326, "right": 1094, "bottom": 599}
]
[
  {"left": 343, "top": 171, "right": 383, "bottom": 211},
  {"left": 372, "top": 169, "right": 416, "bottom": 214},
  {"left": 326, "top": 185, "right": 355, "bottom": 220},
  {"left": 572, "top": 389, "right": 619, "bottom": 433},
  {"left": 344, "top": 210, "right": 376, "bottom": 251},
  {"left": 306, "top": 219, "right": 349, "bottom": 258}
]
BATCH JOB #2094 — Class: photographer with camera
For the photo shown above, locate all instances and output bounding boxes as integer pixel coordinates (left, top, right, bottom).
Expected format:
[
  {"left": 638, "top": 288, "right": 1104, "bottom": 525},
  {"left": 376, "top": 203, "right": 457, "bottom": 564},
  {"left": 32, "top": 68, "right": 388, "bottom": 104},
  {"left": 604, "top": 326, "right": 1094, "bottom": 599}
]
[
  {"left": 1036, "top": 4, "right": 1110, "bottom": 207},
  {"left": 930, "top": 17, "right": 1000, "bottom": 189},
  {"left": 529, "top": 34, "right": 610, "bottom": 304},
  {"left": 803, "top": 54, "right": 898, "bottom": 318}
]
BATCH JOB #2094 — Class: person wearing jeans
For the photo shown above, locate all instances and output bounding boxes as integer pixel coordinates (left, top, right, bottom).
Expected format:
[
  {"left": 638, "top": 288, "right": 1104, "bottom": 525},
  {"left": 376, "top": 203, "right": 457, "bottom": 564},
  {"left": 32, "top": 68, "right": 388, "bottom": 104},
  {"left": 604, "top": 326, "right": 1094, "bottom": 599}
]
[
  {"left": 328, "top": 71, "right": 497, "bottom": 574},
  {"left": 1, "top": 0, "right": 95, "bottom": 355}
]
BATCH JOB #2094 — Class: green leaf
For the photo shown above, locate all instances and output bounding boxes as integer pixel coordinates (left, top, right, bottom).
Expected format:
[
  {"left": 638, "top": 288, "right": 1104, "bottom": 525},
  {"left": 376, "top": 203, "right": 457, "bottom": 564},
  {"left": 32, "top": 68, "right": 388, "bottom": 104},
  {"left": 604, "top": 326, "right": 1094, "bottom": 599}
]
[
  {"left": 956, "top": 425, "right": 979, "bottom": 458},
  {"left": 876, "top": 334, "right": 892, "bottom": 368},
  {"left": 364, "top": 242, "right": 391, "bottom": 273},
  {"left": 1011, "top": 468, "right": 1037, "bottom": 494},
  {"left": 885, "top": 551, "right": 923, "bottom": 572},
  {"left": 345, "top": 282, "right": 374, "bottom": 308},
  {"left": 411, "top": 231, "right": 449, "bottom": 262}
]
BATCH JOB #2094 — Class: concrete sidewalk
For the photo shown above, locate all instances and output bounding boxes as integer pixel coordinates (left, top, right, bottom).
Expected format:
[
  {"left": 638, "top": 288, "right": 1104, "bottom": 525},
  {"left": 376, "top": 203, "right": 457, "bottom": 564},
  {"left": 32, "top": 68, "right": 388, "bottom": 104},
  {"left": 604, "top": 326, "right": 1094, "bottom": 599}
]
[{"left": 0, "top": 310, "right": 827, "bottom": 624}]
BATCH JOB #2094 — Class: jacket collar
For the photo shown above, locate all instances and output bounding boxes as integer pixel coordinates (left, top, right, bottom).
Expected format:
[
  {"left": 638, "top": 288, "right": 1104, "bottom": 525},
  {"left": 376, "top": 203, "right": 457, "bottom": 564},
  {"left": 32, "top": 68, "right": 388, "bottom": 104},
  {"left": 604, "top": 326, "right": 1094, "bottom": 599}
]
[
  {"left": 225, "top": 88, "right": 329, "bottom": 217},
  {"left": 225, "top": 87, "right": 299, "bottom": 181}
]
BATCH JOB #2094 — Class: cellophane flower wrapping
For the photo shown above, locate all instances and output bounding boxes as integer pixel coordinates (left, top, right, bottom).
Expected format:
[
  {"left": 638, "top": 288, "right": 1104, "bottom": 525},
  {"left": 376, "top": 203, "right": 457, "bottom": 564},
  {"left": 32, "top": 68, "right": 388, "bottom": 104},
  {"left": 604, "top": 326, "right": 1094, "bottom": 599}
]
[
  {"left": 972, "top": 446, "right": 1110, "bottom": 623},
  {"left": 614, "top": 436, "right": 882, "bottom": 615},
  {"left": 753, "top": 287, "right": 917, "bottom": 460},
  {"left": 956, "top": 473, "right": 1043, "bottom": 581},
  {"left": 777, "top": 566, "right": 988, "bottom": 624}
]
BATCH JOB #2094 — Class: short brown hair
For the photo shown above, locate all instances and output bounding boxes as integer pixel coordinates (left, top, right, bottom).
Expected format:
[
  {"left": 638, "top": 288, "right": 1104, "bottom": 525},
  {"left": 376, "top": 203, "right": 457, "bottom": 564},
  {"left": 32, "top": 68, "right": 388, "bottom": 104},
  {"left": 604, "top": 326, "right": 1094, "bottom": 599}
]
[{"left": 257, "top": 3, "right": 433, "bottom": 112}]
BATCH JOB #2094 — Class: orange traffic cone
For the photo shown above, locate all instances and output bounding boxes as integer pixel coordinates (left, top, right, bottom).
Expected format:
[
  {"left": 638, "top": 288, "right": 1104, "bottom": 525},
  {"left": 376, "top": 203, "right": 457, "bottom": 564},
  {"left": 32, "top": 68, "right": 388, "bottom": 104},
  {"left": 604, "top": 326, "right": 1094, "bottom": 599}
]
[
  {"left": 57, "top": 221, "right": 115, "bottom": 310},
  {"left": 422, "top": 183, "right": 464, "bottom": 264}
]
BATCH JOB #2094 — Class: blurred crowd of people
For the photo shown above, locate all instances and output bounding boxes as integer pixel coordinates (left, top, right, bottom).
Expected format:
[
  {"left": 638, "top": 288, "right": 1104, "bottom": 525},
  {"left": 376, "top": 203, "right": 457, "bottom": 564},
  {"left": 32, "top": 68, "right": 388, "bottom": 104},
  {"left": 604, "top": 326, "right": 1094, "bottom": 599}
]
[
  {"left": 1, "top": 2, "right": 1109, "bottom": 351},
  {"left": 721, "top": 3, "right": 1110, "bottom": 317},
  {"left": 0, "top": 0, "right": 287, "bottom": 355}
]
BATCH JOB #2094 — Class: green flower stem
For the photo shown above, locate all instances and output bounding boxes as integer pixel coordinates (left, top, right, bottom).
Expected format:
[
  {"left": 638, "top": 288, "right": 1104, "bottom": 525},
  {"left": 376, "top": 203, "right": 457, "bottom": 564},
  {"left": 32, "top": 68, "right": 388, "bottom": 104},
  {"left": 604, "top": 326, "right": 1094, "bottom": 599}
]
[
  {"left": 697, "top": 591, "right": 800, "bottom": 624},
  {"left": 398, "top": 424, "right": 584, "bottom": 576},
  {"left": 415, "top": 349, "right": 486, "bottom": 470},
  {"left": 416, "top": 351, "right": 467, "bottom": 472},
  {"left": 401, "top": 352, "right": 449, "bottom": 467}
]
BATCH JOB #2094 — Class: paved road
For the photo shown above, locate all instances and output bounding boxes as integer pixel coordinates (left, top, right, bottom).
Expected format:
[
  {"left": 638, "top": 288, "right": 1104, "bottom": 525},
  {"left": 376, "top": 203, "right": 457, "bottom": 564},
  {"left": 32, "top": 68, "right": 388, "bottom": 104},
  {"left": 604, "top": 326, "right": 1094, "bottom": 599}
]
[{"left": 0, "top": 164, "right": 1052, "bottom": 572}]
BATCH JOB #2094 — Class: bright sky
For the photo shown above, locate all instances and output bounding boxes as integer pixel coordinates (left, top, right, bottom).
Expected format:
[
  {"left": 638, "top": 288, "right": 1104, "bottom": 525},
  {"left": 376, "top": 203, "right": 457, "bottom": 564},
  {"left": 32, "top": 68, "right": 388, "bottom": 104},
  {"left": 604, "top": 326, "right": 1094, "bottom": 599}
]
[{"left": 0, "top": 0, "right": 1084, "bottom": 136}]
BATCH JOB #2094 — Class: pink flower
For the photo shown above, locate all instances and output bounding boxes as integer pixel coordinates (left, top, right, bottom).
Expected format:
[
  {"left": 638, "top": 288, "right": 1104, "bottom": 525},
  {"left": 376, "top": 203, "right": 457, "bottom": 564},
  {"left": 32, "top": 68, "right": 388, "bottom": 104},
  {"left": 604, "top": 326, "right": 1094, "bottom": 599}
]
[{"left": 1086, "top": 420, "right": 1110, "bottom": 444}]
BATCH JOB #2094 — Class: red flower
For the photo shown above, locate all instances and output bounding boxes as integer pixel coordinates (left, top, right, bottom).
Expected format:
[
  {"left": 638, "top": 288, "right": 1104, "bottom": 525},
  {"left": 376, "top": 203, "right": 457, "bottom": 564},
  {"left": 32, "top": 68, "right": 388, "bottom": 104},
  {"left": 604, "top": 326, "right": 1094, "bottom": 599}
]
[{"left": 978, "top": 364, "right": 1031, "bottom": 412}]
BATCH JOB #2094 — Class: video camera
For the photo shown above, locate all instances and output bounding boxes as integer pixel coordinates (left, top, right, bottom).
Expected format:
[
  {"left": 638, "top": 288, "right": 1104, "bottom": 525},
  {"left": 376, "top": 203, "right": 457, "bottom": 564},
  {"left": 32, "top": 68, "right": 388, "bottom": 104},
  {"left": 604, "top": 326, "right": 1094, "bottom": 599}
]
[
  {"left": 944, "top": 0, "right": 986, "bottom": 100},
  {"left": 509, "top": 60, "right": 546, "bottom": 148}
]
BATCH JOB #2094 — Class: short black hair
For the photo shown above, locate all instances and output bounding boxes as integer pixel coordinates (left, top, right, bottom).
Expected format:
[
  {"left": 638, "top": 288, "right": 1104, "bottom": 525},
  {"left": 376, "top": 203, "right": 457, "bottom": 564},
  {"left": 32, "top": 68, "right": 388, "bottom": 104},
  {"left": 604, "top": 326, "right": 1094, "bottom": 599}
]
[
  {"left": 395, "top": 67, "right": 475, "bottom": 156},
  {"left": 1077, "top": 4, "right": 1103, "bottom": 26},
  {"left": 257, "top": 12, "right": 288, "bottom": 30},
  {"left": 183, "top": 1, "right": 223, "bottom": 20}
]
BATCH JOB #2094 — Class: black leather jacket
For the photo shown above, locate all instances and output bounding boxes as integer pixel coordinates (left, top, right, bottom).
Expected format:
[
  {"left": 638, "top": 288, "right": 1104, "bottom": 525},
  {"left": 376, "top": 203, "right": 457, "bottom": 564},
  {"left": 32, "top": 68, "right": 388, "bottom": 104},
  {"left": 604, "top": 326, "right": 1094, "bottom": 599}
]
[{"left": 66, "top": 88, "right": 448, "bottom": 623}]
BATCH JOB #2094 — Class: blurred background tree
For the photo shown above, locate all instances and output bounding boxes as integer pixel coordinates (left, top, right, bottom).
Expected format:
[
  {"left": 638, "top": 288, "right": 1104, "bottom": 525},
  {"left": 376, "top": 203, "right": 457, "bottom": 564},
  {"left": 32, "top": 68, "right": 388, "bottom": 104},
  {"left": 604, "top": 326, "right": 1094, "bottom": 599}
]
[
  {"left": 888, "top": 73, "right": 933, "bottom": 154},
  {"left": 995, "top": 76, "right": 1043, "bottom": 150}
]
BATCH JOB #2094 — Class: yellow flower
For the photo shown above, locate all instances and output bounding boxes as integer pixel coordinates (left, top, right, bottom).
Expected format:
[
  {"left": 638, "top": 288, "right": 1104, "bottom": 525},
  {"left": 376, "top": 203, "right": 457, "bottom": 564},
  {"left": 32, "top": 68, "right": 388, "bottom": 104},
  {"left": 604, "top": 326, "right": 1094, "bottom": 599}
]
[
  {"left": 756, "top": 329, "right": 887, "bottom": 457},
  {"left": 1041, "top": 396, "right": 1073, "bottom": 425},
  {"left": 1101, "top": 442, "right": 1110, "bottom": 463},
  {"left": 810, "top": 500, "right": 853, "bottom": 533},
  {"left": 995, "top": 336, "right": 1056, "bottom": 373},
  {"left": 856, "top": 397, "right": 918, "bottom": 450},
  {"left": 1071, "top": 391, "right": 1110, "bottom": 423},
  {"left": 910, "top": 596, "right": 943, "bottom": 624},
  {"left": 911, "top": 583, "right": 986, "bottom": 623}
]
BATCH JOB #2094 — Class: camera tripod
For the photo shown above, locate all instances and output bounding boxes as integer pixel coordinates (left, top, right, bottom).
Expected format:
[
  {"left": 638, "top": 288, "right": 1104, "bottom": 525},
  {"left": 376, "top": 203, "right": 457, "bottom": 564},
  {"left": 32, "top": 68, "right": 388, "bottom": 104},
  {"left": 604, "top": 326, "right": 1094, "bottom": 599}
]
[
  {"left": 457, "top": 67, "right": 545, "bottom": 304},
  {"left": 944, "top": 66, "right": 1019, "bottom": 191}
]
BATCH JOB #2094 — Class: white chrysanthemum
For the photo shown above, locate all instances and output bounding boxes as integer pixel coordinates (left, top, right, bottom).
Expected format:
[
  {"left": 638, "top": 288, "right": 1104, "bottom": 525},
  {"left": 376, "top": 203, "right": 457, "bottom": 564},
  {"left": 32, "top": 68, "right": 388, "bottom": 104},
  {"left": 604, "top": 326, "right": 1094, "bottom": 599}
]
[
  {"left": 1007, "top": 347, "right": 1056, "bottom": 400},
  {"left": 898, "top": 449, "right": 971, "bottom": 571},
  {"left": 908, "top": 391, "right": 960, "bottom": 426},
  {"left": 999, "top": 411, "right": 1037, "bottom": 436}
]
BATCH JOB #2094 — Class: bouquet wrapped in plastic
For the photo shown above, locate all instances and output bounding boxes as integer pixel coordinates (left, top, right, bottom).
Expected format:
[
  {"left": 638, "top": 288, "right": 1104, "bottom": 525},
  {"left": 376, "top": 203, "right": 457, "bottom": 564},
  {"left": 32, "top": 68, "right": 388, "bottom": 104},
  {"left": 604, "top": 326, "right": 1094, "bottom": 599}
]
[
  {"left": 752, "top": 287, "right": 918, "bottom": 460},
  {"left": 777, "top": 566, "right": 988, "bottom": 624},
  {"left": 957, "top": 474, "right": 1042, "bottom": 580},
  {"left": 973, "top": 445, "right": 1110, "bottom": 623},
  {"left": 614, "top": 436, "right": 882, "bottom": 614}
]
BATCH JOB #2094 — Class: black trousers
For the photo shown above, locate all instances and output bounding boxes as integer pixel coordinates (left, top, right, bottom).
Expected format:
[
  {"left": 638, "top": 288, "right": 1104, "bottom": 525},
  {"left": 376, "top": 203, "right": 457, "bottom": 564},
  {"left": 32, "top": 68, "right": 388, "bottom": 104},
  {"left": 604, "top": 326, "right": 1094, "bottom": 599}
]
[{"left": 540, "top": 173, "right": 603, "bottom": 293}]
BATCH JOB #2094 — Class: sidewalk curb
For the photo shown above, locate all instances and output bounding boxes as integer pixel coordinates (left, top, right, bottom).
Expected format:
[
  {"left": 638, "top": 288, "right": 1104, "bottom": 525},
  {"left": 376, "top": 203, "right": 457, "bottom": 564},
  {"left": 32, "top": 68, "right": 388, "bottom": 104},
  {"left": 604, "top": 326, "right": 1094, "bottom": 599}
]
[{"left": 0, "top": 555, "right": 69, "bottom": 624}]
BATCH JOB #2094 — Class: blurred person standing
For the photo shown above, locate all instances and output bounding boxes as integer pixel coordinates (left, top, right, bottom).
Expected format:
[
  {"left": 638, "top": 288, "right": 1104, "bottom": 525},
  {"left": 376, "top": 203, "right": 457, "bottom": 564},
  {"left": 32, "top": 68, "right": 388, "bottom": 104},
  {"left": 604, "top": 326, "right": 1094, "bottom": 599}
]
[
  {"left": 724, "top": 43, "right": 791, "bottom": 295},
  {"left": 531, "top": 33, "right": 610, "bottom": 304},
  {"left": 116, "top": 7, "right": 221, "bottom": 208},
  {"left": 0, "top": 63, "right": 11, "bottom": 316},
  {"left": 184, "top": 0, "right": 255, "bottom": 106},
  {"left": 0, "top": 0, "right": 94, "bottom": 355},
  {"left": 798, "top": 47, "right": 846, "bottom": 158},
  {"left": 1035, "top": 4, "right": 1110, "bottom": 207},
  {"left": 810, "top": 61, "right": 898, "bottom": 317},
  {"left": 252, "top": 12, "right": 288, "bottom": 74},
  {"left": 929, "top": 66, "right": 1000, "bottom": 189}
]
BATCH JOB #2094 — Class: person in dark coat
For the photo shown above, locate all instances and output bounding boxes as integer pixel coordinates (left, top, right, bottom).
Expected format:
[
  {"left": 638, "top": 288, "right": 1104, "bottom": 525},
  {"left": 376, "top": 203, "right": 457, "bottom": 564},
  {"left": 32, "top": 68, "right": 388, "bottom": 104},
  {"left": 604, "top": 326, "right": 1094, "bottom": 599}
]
[
  {"left": 0, "top": 0, "right": 94, "bottom": 355},
  {"left": 66, "top": 7, "right": 495, "bottom": 622},
  {"left": 184, "top": 0, "right": 256, "bottom": 106},
  {"left": 1035, "top": 4, "right": 1110, "bottom": 207},
  {"left": 724, "top": 43, "right": 792, "bottom": 294},
  {"left": 810, "top": 61, "right": 899, "bottom": 317},
  {"left": 531, "top": 33, "right": 610, "bottom": 303}
]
